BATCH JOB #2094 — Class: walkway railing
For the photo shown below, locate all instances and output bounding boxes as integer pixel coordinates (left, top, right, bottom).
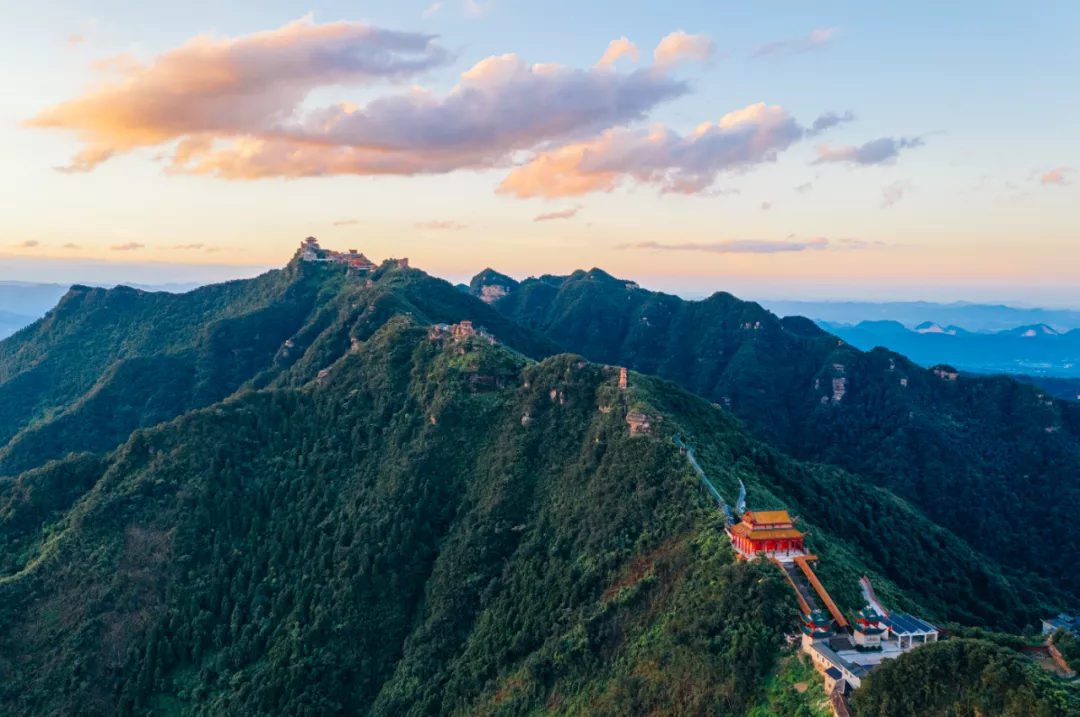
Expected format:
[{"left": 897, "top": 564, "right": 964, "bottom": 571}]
[
  {"left": 796, "top": 556, "right": 849, "bottom": 628},
  {"left": 673, "top": 435, "right": 734, "bottom": 522}
]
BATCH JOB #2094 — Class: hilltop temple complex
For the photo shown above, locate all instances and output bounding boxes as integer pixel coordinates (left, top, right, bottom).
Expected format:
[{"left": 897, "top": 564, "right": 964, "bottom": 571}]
[
  {"left": 665, "top": 451, "right": 941, "bottom": 714},
  {"left": 299, "top": 237, "right": 408, "bottom": 272},
  {"left": 730, "top": 509, "right": 806, "bottom": 559}
]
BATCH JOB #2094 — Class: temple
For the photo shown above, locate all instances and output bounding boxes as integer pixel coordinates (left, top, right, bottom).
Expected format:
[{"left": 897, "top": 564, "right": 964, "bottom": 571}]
[
  {"left": 852, "top": 607, "right": 886, "bottom": 650},
  {"left": 730, "top": 509, "right": 806, "bottom": 559},
  {"left": 299, "top": 237, "right": 406, "bottom": 272}
]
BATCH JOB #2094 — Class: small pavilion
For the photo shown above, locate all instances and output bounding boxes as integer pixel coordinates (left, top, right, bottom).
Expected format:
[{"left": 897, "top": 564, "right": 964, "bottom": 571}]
[
  {"left": 852, "top": 607, "right": 886, "bottom": 650},
  {"left": 730, "top": 510, "right": 806, "bottom": 558}
]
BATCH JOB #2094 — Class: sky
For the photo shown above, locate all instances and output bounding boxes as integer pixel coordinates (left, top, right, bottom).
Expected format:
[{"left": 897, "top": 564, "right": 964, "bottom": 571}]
[{"left": 1, "top": 1, "right": 1078, "bottom": 303}]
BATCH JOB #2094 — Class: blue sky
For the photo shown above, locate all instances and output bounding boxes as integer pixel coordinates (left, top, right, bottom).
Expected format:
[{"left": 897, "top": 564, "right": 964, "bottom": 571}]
[{"left": 1, "top": 1, "right": 1077, "bottom": 303}]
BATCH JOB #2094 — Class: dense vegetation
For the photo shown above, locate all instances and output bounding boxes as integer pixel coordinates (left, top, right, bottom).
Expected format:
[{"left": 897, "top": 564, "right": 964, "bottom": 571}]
[
  {"left": 0, "top": 318, "right": 808, "bottom": 716},
  {"left": 1053, "top": 629, "right": 1080, "bottom": 672},
  {"left": 1, "top": 258, "right": 1077, "bottom": 715},
  {"left": 850, "top": 639, "right": 1080, "bottom": 716},
  {"left": 482, "top": 268, "right": 1080, "bottom": 606}
]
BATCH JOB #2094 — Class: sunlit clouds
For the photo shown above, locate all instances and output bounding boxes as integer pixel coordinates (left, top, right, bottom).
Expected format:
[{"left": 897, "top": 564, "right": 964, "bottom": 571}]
[
  {"left": 814, "top": 137, "right": 924, "bottom": 166},
  {"left": 595, "top": 37, "right": 639, "bottom": 68},
  {"left": 751, "top": 27, "right": 840, "bottom": 58},
  {"left": 499, "top": 105, "right": 845, "bottom": 198},
  {"left": 653, "top": 31, "right": 716, "bottom": 67},
  {"left": 27, "top": 18, "right": 453, "bottom": 172},
  {"left": 26, "top": 21, "right": 732, "bottom": 187},
  {"left": 534, "top": 205, "right": 583, "bottom": 222},
  {"left": 26, "top": 17, "right": 933, "bottom": 220},
  {"left": 617, "top": 237, "right": 882, "bottom": 254},
  {"left": 1040, "top": 167, "right": 1074, "bottom": 186}
]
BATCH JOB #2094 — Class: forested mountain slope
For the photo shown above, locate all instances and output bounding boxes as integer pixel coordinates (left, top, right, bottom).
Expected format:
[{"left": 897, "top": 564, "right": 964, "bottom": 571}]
[
  {"left": 479, "top": 268, "right": 1080, "bottom": 604},
  {"left": 0, "top": 260, "right": 558, "bottom": 476},
  {"left": 2, "top": 310, "right": 1072, "bottom": 716},
  {"left": 2, "top": 259, "right": 1076, "bottom": 715}
]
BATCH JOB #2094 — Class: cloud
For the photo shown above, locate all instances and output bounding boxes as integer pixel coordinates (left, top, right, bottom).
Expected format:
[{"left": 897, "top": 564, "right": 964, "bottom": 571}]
[
  {"left": 880, "top": 181, "right": 911, "bottom": 208},
  {"left": 332, "top": 219, "right": 360, "bottom": 226},
  {"left": 170, "top": 243, "right": 205, "bottom": 250},
  {"left": 423, "top": 2, "right": 444, "bottom": 18},
  {"left": 66, "top": 33, "right": 87, "bottom": 48},
  {"left": 27, "top": 17, "right": 454, "bottom": 173},
  {"left": 794, "top": 181, "right": 814, "bottom": 193},
  {"left": 596, "top": 37, "right": 639, "bottom": 68},
  {"left": 807, "top": 110, "right": 854, "bottom": 136},
  {"left": 14, "top": 240, "right": 40, "bottom": 248},
  {"left": 654, "top": 31, "right": 716, "bottom": 67},
  {"left": 751, "top": 27, "right": 839, "bottom": 57},
  {"left": 465, "top": 0, "right": 493, "bottom": 17},
  {"left": 618, "top": 236, "right": 879, "bottom": 254},
  {"left": 499, "top": 103, "right": 807, "bottom": 198},
  {"left": 62, "top": 243, "right": 81, "bottom": 249},
  {"left": 761, "top": 201, "right": 772, "bottom": 211},
  {"left": 32, "top": 21, "right": 696, "bottom": 182},
  {"left": 415, "top": 220, "right": 467, "bottom": 230},
  {"left": 111, "top": 242, "right": 144, "bottom": 251},
  {"left": 534, "top": 205, "right": 583, "bottom": 222},
  {"left": 814, "top": 136, "right": 924, "bottom": 166},
  {"left": 1040, "top": 167, "right": 1074, "bottom": 186}
]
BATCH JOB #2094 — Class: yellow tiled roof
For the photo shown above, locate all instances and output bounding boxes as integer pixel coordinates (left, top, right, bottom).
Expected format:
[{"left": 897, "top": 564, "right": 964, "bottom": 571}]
[
  {"left": 747, "top": 510, "right": 793, "bottom": 525},
  {"left": 732, "top": 523, "right": 805, "bottom": 540}
]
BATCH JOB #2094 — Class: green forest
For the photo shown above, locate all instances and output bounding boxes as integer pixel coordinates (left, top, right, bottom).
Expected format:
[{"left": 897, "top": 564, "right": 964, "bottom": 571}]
[{"left": 0, "top": 256, "right": 1077, "bottom": 715}]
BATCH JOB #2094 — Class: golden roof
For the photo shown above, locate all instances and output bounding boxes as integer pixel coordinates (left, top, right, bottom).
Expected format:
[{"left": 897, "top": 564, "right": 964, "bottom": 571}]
[
  {"left": 747, "top": 510, "right": 794, "bottom": 526},
  {"left": 732, "top": 523, "right": 805, "bottom": 540}
]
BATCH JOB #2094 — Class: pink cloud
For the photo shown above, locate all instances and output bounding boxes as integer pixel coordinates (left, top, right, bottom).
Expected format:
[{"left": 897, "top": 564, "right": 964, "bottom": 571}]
[
  {"left": 654, "top": 31, "right": 716, "bottom": 67},
  {"left": 110, "top": 242, "right": 144, "bottom": 251},
  {"left": 534, "top": 205, "right": 583, "bottom": 222},
  {"left": 1041, "top": 167, "right": 1074, "bottom": 186},
  {"left": 814, "top": 136, "right": 924, "bottom": 166},
  {"left": 30, "top": 20, "right": 694, "bottom": 182},
  {"left": 619, "top": 236, "right": 880, "bottom": 254},
  {"left": 751, "top": 27, "right": 839, "bottom": 57},
  {"left": 499, "top": 103, "right": 805, "bottom": 198},
  {"left": 415, "top": 220, "right": 467, "bottom": 230},
  {"left": 596, "top": 37, "right": 639, "bottom": 68},
  {"left": 27, "top": 18, "right": 453, "bottom": 172}
]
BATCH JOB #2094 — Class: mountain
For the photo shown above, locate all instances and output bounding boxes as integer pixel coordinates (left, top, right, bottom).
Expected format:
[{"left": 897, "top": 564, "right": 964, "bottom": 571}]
[
  {"left": 1006, "top": 323, "right": 1061, "bottom": 337},
  {"left": 1, "top": 257, "right": 1078, "bottom": 715},
  {"left": 825, "top": 320, "right": 1080, "bottom": 376},
  {"left": 0, "top": 281, "right": 218, "bottom": 340},
  {"left": 480, "top": 268, "right": 1080, "bottom": 607},
  {"left": 760, "top": 299, "right": 1080, "bottom": 333}
]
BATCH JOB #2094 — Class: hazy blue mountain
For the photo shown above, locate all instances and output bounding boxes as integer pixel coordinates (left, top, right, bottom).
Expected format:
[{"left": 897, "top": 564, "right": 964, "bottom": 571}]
[
  {"left": 762, "top": 299, "right": 1080, "bottom": 333},
  {"left": 825, "top": 320, "right": 1080, "bottom": 376}
]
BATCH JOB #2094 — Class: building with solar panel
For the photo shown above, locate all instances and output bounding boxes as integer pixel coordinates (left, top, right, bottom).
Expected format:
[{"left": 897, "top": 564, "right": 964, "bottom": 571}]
[{"left": 882, "top": 614, "right": 940, "bottom": 649}]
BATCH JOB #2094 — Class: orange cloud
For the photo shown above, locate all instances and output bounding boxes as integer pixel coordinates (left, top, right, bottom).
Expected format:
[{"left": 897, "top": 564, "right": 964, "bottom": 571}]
[
  {"left": 30, "top": 21, "right": 691, "bottom": 182},
  {"left": 596, "top": 37, "right": 639, "bottom": 68},
  {"left": 534, "top": 205, "right": 583, "bottom": 222},
  {"left": 27, "top": 17, "right": 452, "bottom": 172},
  {"left": 500, "top": 103, "right": 804, "bottom": 198},
  {"left": 654, "top": 31, "right": 716, "bottom": 67},
  {"left": 1041, "top": 167, "right": 1074, "bottom": 186}
]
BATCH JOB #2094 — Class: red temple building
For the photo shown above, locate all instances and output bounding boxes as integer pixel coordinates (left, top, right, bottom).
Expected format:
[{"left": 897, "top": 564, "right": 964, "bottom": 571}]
[{"left": 730, "top": 510, "right": 806, "bottom": 558}]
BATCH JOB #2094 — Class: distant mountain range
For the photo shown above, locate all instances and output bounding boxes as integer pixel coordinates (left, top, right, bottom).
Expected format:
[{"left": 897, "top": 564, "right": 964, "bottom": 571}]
[
  {"left": 761, "top": 299, "right": 1080, "bottom": 333},
  {"left": 823, "top": 319, "right": 1080, "bottom": 377}
]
